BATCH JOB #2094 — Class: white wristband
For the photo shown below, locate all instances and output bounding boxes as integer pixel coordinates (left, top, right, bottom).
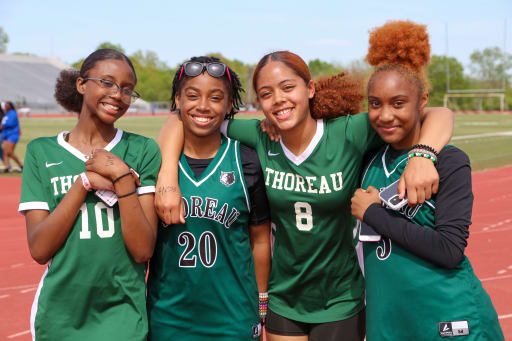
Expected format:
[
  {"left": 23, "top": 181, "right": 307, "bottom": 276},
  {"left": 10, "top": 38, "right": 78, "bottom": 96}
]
[{"left": 80, "top": 172, "right": 92, "bottom": 191}]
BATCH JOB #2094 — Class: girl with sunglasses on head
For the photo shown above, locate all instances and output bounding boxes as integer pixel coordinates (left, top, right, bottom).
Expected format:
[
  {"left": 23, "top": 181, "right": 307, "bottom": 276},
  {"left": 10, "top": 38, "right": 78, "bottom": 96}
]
[
  {"left": 156, "top": 52, "right": 453, "bottom": 340},
  {"left": 351, "top": 21, "right": 504, "bottom": 341},
  {"left": 146, "top": 56, "right": 271, "bottom": 341},
  {"left": 18, "top": 48, "right": 160, "bottom": 341}
]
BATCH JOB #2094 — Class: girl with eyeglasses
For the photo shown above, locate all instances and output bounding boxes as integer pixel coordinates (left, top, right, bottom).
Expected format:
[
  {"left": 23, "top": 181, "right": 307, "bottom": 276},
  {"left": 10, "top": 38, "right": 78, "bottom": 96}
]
[
  {"left": 18, "top": 48, "right": 160, "bottom": 341},
  {"left": 156, "top": 51, "right": 453, "bottom": 340},
  {"left": 351, "top": 21, "right": 504, "bottom": 341},
  {"left": 146, "top": 56, "right": 271, "bottom": 340}
]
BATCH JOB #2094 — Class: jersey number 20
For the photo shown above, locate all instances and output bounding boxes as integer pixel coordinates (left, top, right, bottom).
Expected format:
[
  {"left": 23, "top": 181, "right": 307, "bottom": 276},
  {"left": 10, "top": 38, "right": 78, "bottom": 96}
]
[{"left": 178, "top": 231, "right": 217, "bottom": 268}]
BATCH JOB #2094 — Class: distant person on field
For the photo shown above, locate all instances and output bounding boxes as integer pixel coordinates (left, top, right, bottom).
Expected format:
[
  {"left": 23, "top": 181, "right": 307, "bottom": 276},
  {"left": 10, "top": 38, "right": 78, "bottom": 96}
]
[
  {"left": 0, "top": 104, "right": 4, "bottom": 162},
  {"left": 1, "top": 101, "right": 23, "bottom": 172}
]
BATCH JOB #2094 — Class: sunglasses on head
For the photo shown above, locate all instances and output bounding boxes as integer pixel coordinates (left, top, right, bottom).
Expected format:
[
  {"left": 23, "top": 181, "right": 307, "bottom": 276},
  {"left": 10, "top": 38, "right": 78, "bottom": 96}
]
[{"left": 179, "top": 61, "right": 232, "bottom": 83}]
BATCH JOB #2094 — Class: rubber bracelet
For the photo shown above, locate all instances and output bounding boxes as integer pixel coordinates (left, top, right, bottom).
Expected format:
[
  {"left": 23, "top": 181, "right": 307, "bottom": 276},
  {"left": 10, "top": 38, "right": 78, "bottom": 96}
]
[
  {"left": 80, "top": 172, "right": 92, "bottom": 191},
  {"left": 112, "top": 172, "right": 132, "bottom": 184},
  {"left": 117, "top": 189, "right": 137, "bottom": 199}
]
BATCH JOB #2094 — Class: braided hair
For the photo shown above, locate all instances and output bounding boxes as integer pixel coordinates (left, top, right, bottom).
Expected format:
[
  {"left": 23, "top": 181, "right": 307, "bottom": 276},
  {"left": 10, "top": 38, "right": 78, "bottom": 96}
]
[{"left": 170, "top": 56, "right": 244, "bottom": 119}]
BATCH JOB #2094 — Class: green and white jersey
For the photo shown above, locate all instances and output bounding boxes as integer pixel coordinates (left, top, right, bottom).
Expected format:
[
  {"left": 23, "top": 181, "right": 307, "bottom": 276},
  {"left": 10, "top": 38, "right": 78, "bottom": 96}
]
[
  {"left": 147, "top": 136, "right": 261, "bottom": 341},
  {"left": 359, "top": 145, "right": 504, "bottom": 341},
  {"left": 222, "top": 114, "right": 382, "bottom": 323},
  {"left": 19, "top": 130, "right": 161, "bottom": 341}
]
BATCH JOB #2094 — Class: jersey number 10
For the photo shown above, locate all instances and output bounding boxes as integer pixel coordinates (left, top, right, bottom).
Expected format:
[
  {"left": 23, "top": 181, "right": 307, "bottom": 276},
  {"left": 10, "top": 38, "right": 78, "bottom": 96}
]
[{"left": 78, "top": 202, "right": 115, "bottom": 239}]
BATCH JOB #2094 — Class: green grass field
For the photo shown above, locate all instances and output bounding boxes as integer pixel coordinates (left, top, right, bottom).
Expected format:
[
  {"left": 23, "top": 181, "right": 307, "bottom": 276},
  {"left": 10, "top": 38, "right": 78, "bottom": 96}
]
[{"left": 2, "top": 113, "right": 512, "bottom": 177}]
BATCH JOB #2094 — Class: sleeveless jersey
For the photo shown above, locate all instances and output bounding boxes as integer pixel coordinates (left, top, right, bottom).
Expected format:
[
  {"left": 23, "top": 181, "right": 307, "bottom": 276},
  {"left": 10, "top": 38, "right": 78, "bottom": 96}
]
[
  {"left": 18, "top": 130, "right": 161, "bottom": 341},
  {"left": 147, "top": 136, "right": 261, "bottom": 340},
  {"left": 359, "top": 145, "right": 504, "bottom": 340},
  {"left": 223, "top": 114, "right": 382, "bottom": 323}
]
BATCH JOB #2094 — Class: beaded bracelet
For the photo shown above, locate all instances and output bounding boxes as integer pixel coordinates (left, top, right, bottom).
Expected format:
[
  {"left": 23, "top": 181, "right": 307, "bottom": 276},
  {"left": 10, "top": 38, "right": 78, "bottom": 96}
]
[
  {"left": 259, "top": 292, "right": 268, "bottom": 319},
  {"left": 408, "top": 148, "right": 437, "bottom": 163},
  {"left": 80, "top": 172, "right": 92, "bottom": 191},
  {"left": 411, "top": 144, "right": 439, "bottom": 158}
]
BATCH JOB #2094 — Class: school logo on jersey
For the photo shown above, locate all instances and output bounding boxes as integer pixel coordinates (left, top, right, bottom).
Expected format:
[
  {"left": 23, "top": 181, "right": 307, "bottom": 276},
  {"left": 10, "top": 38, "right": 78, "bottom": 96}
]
[
  {"left": 439, "top": 321, "right": 469, "bottom": 337},
  {"left": 220, "top": 171, "right": 235, "bottom": 187}
]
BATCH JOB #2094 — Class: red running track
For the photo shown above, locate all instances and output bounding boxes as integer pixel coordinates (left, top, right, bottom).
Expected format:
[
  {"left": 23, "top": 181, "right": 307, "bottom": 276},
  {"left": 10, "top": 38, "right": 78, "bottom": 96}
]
[{"left": 1, "top": 167, "right": 511, "bottom": 340}]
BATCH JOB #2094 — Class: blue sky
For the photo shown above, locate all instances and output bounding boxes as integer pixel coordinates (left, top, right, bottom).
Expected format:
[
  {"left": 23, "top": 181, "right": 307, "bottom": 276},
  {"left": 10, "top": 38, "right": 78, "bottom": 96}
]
[{"left": 2, "top": 1, "right": 511, "bottom": 70}]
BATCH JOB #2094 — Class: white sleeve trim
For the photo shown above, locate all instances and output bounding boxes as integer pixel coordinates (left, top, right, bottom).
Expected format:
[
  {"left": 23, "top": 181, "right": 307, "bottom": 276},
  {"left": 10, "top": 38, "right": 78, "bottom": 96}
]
[
  {"left": 137, "top": 186, "right": 156, "bottom": 195},
  {"left": 18, "top": 202, "right": 50, "bottom": 215},
  {"left": 220, "top": 120, "right": 229, "bottom": 137}
]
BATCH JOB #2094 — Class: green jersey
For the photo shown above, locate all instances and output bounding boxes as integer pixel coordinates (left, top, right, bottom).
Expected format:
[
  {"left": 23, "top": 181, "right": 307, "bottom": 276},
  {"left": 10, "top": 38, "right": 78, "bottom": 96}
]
[
  {"left": 223, "top": 114, "right": 381, "bottom": 323},
  {"left": 147, "top": 136, "right": 262, "bottom": 340},
  {"left": 359, "top": 145, "right": 504, "bottom": 340},
  {"left": 19, "top": 130, "right": 161, "bottom": 341}
]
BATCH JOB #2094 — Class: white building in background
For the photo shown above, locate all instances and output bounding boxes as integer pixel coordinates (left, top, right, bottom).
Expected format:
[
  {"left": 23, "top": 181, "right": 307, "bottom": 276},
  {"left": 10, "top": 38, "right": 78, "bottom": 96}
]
[{"left": 0, "top": 54, "right": 153, "bottom": 114}]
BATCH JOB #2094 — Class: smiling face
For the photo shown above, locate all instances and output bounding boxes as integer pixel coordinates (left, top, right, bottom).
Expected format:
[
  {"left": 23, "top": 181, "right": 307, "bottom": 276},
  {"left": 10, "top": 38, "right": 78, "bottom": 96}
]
[
  {"left": 77, "top": 59, "right": 136, "bottom": 125},
  {"left": 368, "top": 70, "right": 428, "bottom": 149},
  {"left": 175, "top": 73, "right": 232, "bottom": 138},
  {"left": 255, "top": 61, "right": 315, "bottom": 132}
]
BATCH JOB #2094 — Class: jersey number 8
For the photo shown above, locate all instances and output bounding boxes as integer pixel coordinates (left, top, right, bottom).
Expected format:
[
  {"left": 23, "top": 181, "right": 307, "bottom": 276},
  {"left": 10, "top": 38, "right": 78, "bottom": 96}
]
[{"left": 295, "top": 202, "right": 313, "bottom": 231}]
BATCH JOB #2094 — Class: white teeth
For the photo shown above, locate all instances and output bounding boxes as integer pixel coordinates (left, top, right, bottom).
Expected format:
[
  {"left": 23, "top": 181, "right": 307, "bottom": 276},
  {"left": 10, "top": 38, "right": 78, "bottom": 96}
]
[
  {"left": 194, "top": 116, "right": 211, "bottom": 123},
  {"left": 275, "top": 108, "right": 292, "bottom": 116},
  {"left": 104, "top": 103, "right": 119, "bottom": 111}
]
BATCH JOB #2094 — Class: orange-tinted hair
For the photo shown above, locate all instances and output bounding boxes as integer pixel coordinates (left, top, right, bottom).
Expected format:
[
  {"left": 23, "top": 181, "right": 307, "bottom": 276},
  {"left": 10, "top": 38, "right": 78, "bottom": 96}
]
[
  {"left": 366, "top": 20, "right": 430, "bottom": 95},
  {"left": 253, "top": 51, "right": 363, "bottom": 118}
]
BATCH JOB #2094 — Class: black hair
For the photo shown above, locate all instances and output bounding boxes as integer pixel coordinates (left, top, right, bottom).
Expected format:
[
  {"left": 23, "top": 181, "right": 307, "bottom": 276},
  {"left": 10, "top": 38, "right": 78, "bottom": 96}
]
[
  {"left": 170, "top": 56, "right": 244, "bottom": 119},
  {"left": 6, "top": 101, "right": 16, "bottom": 112},
  {"left": 54, "top": 48, "right": 137, "bottom": 113}
]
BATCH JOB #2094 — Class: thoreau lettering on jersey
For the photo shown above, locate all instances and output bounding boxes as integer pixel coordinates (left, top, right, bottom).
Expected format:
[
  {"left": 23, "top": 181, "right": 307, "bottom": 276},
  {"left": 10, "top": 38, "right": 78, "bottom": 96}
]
[
  {"left": 182, "top": 196, "right": 241, "bottom": 229},
  {"left": 264, "top": 168, "right": 343, "bottom": 194}
]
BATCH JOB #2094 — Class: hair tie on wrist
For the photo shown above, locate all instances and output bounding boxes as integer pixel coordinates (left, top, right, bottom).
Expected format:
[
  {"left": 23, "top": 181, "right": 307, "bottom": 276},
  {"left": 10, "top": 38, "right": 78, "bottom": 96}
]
[
  {"left": 117, "top": 189, "right": 137, "bottom": 199},
  {"left": 113, "top": 172, "right": 132, "bottom": 184}
]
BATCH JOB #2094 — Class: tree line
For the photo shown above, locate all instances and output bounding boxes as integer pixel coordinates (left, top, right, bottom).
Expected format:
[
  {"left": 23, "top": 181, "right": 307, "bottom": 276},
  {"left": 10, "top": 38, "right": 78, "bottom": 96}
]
[
  {"left": 82, "top": 42, "right": 509, "bottom": 111},
  {"left": 2, "top": 26, "right": 511, "bottom": 110}
]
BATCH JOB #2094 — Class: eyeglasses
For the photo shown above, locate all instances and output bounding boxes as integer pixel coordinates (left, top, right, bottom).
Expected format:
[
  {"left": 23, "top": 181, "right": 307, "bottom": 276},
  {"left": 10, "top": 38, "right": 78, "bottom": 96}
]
[
  {"left": 81, "top": 78, "right": 141, "bottom": 104},
  {"left": 179, "top": 62, "right": 232, "bottom": 83}
]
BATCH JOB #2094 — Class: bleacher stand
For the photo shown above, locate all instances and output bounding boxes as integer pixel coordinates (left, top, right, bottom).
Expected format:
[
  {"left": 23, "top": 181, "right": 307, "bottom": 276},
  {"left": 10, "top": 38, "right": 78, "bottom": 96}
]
[{"left": 0, "top": 54, "right": 68, "bottom": 114}]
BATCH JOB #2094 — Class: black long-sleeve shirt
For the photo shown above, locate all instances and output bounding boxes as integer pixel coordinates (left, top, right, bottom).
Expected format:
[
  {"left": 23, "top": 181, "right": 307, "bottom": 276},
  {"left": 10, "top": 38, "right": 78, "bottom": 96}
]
[{"left": 363, "top": 146, "right": 473, "bottom": 269}]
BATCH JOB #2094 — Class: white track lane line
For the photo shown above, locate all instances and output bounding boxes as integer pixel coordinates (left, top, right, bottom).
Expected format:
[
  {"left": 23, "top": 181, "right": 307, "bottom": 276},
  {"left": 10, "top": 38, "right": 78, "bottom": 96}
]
[
  {"left": 7, "top": 330, "right": 30, "bottom": 338},
  {"left": 0, "top": 284, "right": 37, "bottom": 291},
  {"left": 481, "top": 274, "right": 512, "bottom": 282},
  {"left": 499, "top": 314, "right": 512, "bottom": 320},
  {"left": 0, "top": 294, "right": 9, "bottom": 299},
  {"left": 20, "top": 288, "right": 37, "bottom": 293}
]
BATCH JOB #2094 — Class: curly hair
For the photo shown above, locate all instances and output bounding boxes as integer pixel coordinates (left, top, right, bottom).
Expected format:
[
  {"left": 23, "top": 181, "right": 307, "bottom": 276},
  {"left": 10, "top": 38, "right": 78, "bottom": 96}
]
[
  {"left": 55, "top": 49, "right": 137, "bottom": 113},
  {"left": 366, "top": 20, "right": 430, "bottom": 96},
  {"left": 171, "top": 56, "right": 244, "bottom": 120},
  {"left": 253, "top": 51, "right": 364, "bottom": 119}
]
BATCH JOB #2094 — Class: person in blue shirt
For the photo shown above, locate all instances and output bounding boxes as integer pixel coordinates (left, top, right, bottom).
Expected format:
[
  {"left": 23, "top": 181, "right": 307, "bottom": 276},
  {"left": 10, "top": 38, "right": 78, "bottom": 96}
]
[{"left": 1, "top": 101, "right": 23, "bottom": 172}]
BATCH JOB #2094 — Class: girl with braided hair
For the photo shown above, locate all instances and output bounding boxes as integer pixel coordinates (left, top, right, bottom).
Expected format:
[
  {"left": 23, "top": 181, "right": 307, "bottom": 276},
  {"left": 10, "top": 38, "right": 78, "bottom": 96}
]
[
  {"left": 146, "top": 56, "right": 271, "bottom": 340},
  {"left": 155, "top": 50, "right": 453, "bottom": 340},
  {"left": 351, "top": 20, "right": 504, "bottom": 340}
]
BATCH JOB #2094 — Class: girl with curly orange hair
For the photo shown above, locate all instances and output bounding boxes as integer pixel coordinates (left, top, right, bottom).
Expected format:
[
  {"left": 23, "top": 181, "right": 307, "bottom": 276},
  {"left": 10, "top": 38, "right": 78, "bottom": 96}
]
[
  {"left": 351, "top": 20, "right": 504, "bottom": 340},
  {"left": 156, "top": 48, "right": 453, "bottom": 340}
]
